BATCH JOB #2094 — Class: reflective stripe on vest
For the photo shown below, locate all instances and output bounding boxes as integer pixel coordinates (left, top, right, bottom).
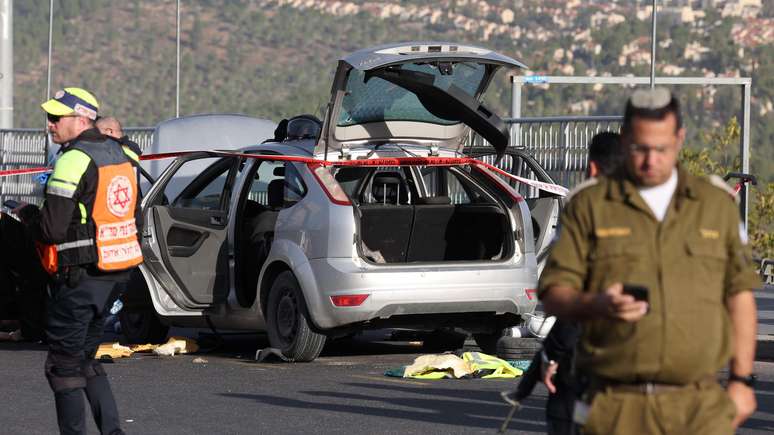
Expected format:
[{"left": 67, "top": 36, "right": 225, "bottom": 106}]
[
  {"left": 47, "top": 149, "right": 91, "bottom": 199},
  {"left": 56, "top": 239, "right": 94, "bottom": 251}
]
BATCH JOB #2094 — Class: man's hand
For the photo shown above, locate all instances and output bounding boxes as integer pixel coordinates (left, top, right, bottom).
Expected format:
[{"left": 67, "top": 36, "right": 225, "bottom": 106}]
[
  {"left": 543, "top": 283, "right": 647, "bottom": 322},
  {"left": 541, "top": 360, "right": 559, "bottom": 394},
  {"left": 726, "top": 291, "right": 757, "bottom": 428},
  {"left": 590, "top": 283, "right": 648, "bottom": 322},
  {"left": 728, "top": 381, "right": 756, "bottom": 429}
]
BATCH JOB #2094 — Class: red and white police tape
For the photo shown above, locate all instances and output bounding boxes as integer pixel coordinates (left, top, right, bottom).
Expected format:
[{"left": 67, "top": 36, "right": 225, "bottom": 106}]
[{"left": 0, "top": 150, "right": 569, "bottom": 197}]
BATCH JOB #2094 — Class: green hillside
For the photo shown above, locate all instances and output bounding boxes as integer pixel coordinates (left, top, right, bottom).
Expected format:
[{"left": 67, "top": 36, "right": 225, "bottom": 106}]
[{"left": 11, "top": 0, "right": 774, "bottom": 182}]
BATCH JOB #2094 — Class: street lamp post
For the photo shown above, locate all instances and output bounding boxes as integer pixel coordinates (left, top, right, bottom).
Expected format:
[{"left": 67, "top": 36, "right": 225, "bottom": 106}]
[
  {"left": 176, "top": 0, "right": 180, "bottom": 118},
  {"left": 650, "top": 0, "right": 657, "bottom": 88}
]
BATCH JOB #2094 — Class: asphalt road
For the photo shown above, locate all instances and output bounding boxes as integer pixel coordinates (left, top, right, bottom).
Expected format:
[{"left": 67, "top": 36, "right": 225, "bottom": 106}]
[{"left": 1, "top": 327, "right": 773, "bottom": 435}]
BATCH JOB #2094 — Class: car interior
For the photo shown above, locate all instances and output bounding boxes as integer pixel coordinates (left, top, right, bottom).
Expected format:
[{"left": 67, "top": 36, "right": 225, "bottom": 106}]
[
  {"left": 336, "top": 166, "right": 512, "bottom": 264},
  {"left": 235, "top": 162, "right": 304, "bottom": 306}
]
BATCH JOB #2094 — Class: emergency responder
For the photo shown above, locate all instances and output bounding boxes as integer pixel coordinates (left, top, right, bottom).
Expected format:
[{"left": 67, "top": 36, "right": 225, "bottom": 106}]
[
  {"left": 18, "top": 87, "right": 142, "bottom": 435},
  {"left": 540, "top": 131, "right": 624, "bottom": 435},
  {"left": 538, "top": 87, "right": 760, "bottom": 434},
  {"left": 96, "top": 116, "right": 142, "bottom": 158}
]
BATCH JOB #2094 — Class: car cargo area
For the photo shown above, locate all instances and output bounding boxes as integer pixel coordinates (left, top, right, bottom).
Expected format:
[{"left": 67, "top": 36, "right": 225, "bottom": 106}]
[{"left": 335, "top": 165, "right": 514, "bottom": 264}]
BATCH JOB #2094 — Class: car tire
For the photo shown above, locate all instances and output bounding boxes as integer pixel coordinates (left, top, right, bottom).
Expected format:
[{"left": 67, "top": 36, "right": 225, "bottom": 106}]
[
  {"left": 266, "top": 271, "right": 326, "bottom": 362},
  {"left": 496, "top": 336, "right": 541, "bottom": 361},
  {"left": 119, "top": 309, "right": 169, "bottom": 344},
  {"left": 472, "top": 332, "right": 500, "bottom": 355}
]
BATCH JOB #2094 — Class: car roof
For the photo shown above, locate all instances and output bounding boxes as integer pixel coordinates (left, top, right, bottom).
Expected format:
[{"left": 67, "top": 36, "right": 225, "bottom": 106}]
[{"left": 240, "top": 139, "right": 316, "bottom": 157}]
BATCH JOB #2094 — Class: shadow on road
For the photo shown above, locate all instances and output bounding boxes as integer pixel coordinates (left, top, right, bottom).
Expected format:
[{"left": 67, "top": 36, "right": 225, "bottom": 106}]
[{"left": 220, "top": 390, "right": 546, "bottom": 432}]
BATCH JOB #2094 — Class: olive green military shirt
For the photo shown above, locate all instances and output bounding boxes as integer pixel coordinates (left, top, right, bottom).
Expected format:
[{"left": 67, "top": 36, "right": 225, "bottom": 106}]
[{"left": 538, "top": 166, "right": 761, "bottom": 384}]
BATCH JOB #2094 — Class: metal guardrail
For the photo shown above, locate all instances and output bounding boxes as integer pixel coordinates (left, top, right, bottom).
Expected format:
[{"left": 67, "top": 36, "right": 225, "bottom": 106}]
[
  {"left": 511, "top": 116, "right": 622, "bottom": 187},
  {"left": 0, "top": 117, "right": 619, "bottom": 204},
  {"left": 0, "top": 128, "right": 154, "bottom": 205},
  {"left": 0, "top": 128, "right": 49, "bottom": 205},
  {"left": 467, "top": 116, "right": 623, "bottom": 187}
]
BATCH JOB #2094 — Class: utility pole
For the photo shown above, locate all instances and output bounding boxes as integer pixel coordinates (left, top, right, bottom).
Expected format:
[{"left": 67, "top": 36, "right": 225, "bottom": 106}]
[
  {"left": 45, "top": 0, "right": 54, "bottom": 164},
  {"left": 176, "top": 0, "right": 180, "bottom": 118},
  {"left": 650, "top": 0, "right": 657, "bottom": 88},
  {"left": 0, "top": 0, "right": 12, "bottom": 129}
]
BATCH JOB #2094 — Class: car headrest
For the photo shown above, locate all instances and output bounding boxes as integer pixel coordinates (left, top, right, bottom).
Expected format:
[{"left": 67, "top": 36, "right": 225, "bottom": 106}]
[
  {"left": 371, "top": 174, "right": 404, "bottom": 205},
  {"left": 268, "top": 179, "right": 284, "bottom": 208}
]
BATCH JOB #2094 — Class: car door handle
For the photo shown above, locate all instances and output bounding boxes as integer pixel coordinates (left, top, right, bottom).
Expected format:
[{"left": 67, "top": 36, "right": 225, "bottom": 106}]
[
  {"left": 210, "top": 215, "right": 224, "bottom": 226},
  {"left": 168, "top": 232, "right": 210, "bottom": 257}
]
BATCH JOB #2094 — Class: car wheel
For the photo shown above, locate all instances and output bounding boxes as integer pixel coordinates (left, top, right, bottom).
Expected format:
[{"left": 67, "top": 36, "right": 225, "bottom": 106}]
[
  {"left": 266, "top": 271, "right": 326, "bottom": 362},
  {"left": 473, "top": 332, "right": 500, "bottom": 355},
  {"left": 496, "top": 336, "right": 541, "bottom": 361},
  {"left": 119, "top": 308, "right": 169, "bottom": 344}
]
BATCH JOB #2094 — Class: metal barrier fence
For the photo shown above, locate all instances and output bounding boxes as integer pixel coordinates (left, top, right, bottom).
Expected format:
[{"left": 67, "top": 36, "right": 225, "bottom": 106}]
[
  {"left": 465, "top": 116, "right": 623, "bottom": 187},
  {"left": 511, "top": 115, "right": 622, "bottom": 187},
  {"left": 0, "top": 127, "right": 154, "bottom": 205},
  {"left": 0, "top": 117, "right": 620, "bottom": 204}
]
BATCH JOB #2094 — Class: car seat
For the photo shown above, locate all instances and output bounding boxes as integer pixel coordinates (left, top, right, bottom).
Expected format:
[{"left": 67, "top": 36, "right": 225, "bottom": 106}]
[
  {"left": 369, "top": 173, "right": 409, "bottom": 205},
  {"left": 241, "top": 179, "right": 284, "bottom": 299}
]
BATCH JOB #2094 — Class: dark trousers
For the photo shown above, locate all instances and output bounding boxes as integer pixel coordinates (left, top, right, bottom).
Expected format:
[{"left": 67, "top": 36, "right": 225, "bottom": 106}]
[
  {"left": 0, "top": 213, "right": 48, "bottom": 340},
  {"left": 45, "top": 267, "right": 127, "bottom": 435}
]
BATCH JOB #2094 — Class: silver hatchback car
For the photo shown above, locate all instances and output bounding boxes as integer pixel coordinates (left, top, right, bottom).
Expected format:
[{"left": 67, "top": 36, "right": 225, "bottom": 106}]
[{"left": 137, "top": 43, "right": 563, "bottom": 361}]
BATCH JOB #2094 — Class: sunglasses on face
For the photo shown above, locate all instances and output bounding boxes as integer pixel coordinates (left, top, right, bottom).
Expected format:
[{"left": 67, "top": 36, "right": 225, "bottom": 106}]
[{"left": 47, "top": 113, "right": 75, "bottom": 123}]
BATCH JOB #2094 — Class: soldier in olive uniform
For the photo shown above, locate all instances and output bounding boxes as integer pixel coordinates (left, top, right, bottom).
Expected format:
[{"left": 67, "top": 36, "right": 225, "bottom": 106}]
[{"left": 538, "top": 88, "right": 760, "bottom": 434}]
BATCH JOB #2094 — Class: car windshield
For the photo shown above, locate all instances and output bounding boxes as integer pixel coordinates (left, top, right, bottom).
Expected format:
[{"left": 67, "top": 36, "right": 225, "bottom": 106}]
[{"left": 337, "top": 61, "right": 487, "bottom": 127}]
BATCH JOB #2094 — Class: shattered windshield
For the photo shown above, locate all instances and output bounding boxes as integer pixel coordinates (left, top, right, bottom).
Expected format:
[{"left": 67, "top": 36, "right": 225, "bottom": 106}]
[{"left": 337, "top": 61, "right": 487, "bottom": 127}]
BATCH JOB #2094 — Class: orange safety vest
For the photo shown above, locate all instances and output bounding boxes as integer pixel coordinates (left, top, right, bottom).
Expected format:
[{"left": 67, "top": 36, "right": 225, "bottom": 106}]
[
  {"left": 92, "top": 160, "right": 143, "bottom": 271},
  {"left": 49, "top": 139, "right": 143, "bottom": 272}
]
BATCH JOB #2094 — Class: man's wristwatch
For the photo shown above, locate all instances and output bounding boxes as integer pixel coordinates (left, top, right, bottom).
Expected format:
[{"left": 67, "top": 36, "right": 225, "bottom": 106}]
[{"left": 728, "top": 373, "right": 757, "bottom": 388}]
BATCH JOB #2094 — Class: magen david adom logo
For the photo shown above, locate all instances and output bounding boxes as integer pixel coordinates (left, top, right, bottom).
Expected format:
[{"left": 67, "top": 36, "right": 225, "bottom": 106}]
[{"left": 107, "top": 175, "right": 133, "bottom": 217}]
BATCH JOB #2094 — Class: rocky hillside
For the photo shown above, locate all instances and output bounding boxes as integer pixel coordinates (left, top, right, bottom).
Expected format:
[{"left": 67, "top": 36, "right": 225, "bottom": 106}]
[{"left": 11, "top": 0, "right": 774, "bottom": 180}]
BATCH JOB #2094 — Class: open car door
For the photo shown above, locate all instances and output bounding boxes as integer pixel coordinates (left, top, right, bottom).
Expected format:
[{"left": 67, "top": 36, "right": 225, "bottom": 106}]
[
  {"left": 141, "top": 153, "right": 239, "bottom": 310},
  {"left": 466, "top": 147, "right": 564, "bottom": 276}
]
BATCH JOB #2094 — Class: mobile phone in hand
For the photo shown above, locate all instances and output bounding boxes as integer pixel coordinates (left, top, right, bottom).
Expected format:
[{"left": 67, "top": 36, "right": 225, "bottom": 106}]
[{"left": 622, "top": 284, "right": 649, "bottom": 303}]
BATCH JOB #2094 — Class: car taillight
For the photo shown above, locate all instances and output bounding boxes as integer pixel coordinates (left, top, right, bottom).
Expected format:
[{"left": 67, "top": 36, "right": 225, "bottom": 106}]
[
  {"left": 309, "top": 164, "right": 351, "bottom": 205},
  {"left": 330, "top": 294, "right": 369, "bottom": 307}
]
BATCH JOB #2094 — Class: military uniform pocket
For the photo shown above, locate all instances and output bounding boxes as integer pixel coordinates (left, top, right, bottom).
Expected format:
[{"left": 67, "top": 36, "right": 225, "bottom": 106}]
[
  {"left": 684, "top": 239, "right": 726, "bottom": 300},
  {"left": 588, "top": 241, "right": 646, "bottom": 293}
]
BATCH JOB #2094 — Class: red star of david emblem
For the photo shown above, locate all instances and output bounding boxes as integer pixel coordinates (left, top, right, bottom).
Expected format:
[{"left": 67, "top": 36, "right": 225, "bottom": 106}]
[{"left": 112, "top": 185, "right": 131, "bottom": 209}]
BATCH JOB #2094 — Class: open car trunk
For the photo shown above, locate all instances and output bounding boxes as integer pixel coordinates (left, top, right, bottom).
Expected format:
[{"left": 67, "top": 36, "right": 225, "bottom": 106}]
[{"left": 335, "top": 164, "right": 514, "bottom": 264}]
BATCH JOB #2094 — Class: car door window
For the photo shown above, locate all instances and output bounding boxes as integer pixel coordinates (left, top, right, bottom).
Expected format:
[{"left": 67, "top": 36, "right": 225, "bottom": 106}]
[
  {"left": 163, "top": 156, "right": 237, "bottom": 210},
  {"left": 246, "top": 161, "right": 307, "bottom": 208},
  {"left": 420, "top": 166, "right": 492, "bottom": 205},
  {"left": 284, "top": 164, "right": 307, "bottom": 206},
  {"left": 475, "top": 153, "right": 547, "bottom": 199}
]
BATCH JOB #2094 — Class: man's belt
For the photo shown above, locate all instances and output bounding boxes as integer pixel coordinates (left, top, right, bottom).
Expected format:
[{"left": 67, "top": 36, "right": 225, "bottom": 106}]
[{"left": 591, "top": 375, "right": 717, "bottom": 395}]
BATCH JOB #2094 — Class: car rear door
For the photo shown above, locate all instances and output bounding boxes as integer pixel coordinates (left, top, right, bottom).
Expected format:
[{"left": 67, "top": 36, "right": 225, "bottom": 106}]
[
  {"left": 467, "top": 148, "right": 564, "bottom": 275},
  {"left": 141, "top": 153, "right": 239, "bottom": 310}
]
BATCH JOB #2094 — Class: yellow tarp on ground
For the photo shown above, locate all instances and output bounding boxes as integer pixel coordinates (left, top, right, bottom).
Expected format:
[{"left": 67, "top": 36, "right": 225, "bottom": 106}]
[
  {"left": 462, "top": 351, "right": 524, "bottom": 379},
  {"left": 95, "top": 336, "right": 199, "bottom": 359},
  {"left": 403, "top": 352, "right": 523, "bottom": 379}
]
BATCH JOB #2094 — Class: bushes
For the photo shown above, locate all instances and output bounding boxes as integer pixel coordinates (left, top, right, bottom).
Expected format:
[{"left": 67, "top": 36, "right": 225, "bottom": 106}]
[{"left": 681, "top": 118, "right": 774, "bottom": 259}]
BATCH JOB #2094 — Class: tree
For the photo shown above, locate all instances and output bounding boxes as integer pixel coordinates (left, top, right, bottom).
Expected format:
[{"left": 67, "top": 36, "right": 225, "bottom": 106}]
[{"left": 681, "top": 118, "right": 774, "bottom": 259}]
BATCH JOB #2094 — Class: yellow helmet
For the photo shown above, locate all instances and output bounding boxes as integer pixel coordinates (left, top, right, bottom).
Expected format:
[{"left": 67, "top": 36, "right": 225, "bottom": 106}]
[{"left": 41, "top": 87, "right": 100, "bottom": 120}]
